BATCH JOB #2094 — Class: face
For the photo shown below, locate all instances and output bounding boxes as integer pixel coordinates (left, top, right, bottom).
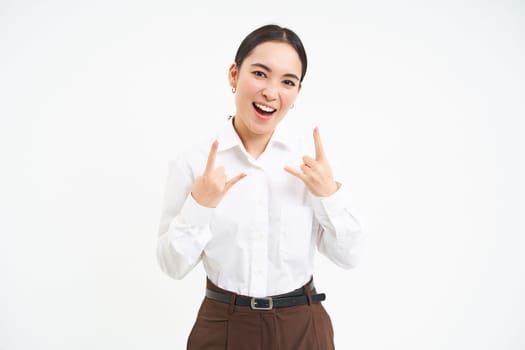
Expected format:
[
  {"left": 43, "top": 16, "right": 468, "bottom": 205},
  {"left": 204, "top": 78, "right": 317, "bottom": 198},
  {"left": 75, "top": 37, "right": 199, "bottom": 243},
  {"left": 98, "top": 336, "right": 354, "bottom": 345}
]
[{"left": 229, "top": 41, "right": 302, "bottom": 141}]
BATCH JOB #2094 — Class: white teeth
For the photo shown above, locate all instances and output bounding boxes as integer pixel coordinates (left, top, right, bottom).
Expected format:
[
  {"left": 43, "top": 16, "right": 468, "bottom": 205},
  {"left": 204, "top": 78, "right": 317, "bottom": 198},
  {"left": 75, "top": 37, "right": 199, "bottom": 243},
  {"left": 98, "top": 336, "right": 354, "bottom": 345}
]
[{"left": 255, "top": 103, "right": 276, "bottom": 113}]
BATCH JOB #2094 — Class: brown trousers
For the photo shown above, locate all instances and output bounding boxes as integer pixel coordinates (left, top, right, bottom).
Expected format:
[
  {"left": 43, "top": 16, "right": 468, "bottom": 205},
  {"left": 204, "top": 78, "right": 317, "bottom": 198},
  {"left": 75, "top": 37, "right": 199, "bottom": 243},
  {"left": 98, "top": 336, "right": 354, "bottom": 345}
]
[{"left": 187, "top": 279, "right": 335, "bottom": 350}]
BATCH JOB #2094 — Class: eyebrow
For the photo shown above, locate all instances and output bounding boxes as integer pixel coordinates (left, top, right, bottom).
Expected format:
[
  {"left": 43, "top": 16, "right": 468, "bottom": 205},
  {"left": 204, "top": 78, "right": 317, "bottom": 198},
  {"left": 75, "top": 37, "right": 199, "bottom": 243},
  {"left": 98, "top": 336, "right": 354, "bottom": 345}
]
[{"left": 250, "top": 63, "right": 300, "bottom": 81}]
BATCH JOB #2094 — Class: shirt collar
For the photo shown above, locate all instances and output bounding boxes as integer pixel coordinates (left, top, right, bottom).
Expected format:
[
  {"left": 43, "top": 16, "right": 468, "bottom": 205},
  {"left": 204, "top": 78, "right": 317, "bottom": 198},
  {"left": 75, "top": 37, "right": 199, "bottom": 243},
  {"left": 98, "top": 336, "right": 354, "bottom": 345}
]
[{"left": 216, "top": 117, "right": 297, "bottom": 153}]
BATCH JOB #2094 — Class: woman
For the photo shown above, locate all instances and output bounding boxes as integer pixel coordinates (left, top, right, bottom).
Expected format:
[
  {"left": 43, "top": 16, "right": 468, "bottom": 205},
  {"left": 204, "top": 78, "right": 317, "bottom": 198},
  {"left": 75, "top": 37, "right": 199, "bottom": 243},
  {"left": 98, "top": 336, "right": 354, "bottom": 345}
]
[{"left": 157, "top": 24, "right": 363, "bottom": 350}]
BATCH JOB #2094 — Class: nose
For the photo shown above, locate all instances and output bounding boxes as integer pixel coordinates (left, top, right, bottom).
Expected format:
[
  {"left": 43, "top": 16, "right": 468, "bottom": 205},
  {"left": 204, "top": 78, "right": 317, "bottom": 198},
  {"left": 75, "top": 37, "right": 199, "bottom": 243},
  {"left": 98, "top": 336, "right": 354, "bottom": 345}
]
[{"left": 262, "top": 84, "right": 278, "bottom": 101}]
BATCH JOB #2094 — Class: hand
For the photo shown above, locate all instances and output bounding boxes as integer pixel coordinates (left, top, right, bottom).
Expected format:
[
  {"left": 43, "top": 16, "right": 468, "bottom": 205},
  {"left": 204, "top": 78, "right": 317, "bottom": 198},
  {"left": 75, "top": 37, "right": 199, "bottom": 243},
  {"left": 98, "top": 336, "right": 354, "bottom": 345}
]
[
  {"left": 191, "top": 140, "right": 247, "bottom": 208},
  {"left": 284, "top": 127, "right": 339, "bottom": 197}
]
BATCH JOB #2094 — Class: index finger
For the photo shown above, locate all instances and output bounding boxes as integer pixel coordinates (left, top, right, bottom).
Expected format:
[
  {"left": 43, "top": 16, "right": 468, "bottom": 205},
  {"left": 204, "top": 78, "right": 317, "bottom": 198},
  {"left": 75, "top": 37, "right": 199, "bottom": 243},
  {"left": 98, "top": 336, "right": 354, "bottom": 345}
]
[
  {"left": 205, "top": 140, "right": 219, "bottom": 174},
  {"left": 313, "top": 127, "right": 326, "bottom": 160}
]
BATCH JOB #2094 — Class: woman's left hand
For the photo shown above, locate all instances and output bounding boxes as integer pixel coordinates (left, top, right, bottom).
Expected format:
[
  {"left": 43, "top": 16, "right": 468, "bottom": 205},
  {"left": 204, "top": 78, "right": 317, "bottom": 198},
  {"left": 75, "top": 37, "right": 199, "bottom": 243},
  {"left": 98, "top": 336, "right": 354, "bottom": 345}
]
[{"left": 284, "top": 127, "right": 339, "bottom": 197}]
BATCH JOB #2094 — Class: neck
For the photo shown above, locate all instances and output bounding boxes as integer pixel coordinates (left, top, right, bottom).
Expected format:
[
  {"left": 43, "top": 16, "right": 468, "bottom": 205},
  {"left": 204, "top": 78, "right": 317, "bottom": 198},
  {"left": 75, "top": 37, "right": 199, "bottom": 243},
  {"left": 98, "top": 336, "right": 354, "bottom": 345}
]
[{"left": 232, "top": 117, "right": 272, "bottom": 159}]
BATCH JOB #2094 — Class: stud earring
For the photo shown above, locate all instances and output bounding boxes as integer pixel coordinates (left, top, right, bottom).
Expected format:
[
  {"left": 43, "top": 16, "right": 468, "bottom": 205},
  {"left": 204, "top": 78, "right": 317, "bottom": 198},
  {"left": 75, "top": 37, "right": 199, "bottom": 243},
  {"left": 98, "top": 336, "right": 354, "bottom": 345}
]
[{"left": 232, "top": 87, "right": 236, "bottom": 93}]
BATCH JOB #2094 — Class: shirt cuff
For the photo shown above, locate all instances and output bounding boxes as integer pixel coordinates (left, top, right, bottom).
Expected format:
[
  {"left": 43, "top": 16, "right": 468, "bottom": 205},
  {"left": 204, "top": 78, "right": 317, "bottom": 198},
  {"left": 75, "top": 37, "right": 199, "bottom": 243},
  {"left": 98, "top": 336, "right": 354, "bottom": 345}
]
[
  {"left": 309, "top": 183, "right": 348, "bottom": 223},
  {"left": 179, "top": 193, "right": 216, "bottom": 227}
]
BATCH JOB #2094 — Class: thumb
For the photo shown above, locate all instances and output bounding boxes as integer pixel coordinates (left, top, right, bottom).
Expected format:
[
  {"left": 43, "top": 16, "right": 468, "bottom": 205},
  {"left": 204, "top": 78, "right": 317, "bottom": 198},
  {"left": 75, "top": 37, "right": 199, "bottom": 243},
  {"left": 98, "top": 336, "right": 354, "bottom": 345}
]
[
  {"left": 225, "top": 173, "right": 247, "bottom": 191},
  {"left": 284, "top": 166, "right": 305, "bottom": 181}
]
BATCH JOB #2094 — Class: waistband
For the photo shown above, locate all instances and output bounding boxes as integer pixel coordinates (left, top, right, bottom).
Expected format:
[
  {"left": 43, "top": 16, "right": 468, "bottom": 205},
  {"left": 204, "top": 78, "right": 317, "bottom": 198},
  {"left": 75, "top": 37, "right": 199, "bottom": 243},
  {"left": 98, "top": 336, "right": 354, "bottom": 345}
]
[{"left": 205, "top": 278, "right": 326, "bottom": 310}]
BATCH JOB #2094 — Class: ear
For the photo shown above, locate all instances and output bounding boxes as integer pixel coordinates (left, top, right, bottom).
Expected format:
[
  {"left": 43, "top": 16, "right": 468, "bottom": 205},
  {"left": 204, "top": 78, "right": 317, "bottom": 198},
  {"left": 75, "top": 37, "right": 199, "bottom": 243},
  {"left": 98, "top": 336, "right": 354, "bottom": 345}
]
[{"left": 228, "top": 63, "right": 238, "bottom": 89}]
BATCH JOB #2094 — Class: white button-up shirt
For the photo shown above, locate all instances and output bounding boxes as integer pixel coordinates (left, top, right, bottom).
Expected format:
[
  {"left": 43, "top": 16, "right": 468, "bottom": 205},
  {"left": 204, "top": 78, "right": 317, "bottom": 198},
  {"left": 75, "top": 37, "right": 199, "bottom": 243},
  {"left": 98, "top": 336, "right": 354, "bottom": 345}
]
[{"left": 157, "top": 118, "right": 363, "bottom": 297}]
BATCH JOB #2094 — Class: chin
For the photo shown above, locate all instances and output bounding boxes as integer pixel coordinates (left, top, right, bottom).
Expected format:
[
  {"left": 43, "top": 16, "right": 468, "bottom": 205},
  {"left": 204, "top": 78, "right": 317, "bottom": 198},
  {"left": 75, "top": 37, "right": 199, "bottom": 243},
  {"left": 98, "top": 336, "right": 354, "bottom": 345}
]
[{"left": 248, "top": 121, "right": 275, "bottom": 136}]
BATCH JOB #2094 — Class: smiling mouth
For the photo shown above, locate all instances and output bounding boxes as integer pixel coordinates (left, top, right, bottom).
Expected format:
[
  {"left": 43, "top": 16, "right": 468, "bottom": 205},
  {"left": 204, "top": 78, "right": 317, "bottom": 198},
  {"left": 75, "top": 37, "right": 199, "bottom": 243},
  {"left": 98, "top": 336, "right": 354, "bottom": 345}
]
[{"left": 253, "top": 102, "right": 276, "bottom": 118}]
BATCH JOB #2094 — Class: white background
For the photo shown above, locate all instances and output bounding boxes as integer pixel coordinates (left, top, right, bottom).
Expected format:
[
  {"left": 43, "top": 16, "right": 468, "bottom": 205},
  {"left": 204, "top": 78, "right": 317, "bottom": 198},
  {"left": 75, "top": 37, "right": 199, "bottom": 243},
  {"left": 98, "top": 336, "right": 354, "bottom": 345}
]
[{"left": 1, "top": 0, "right": 524, "bottom": 349}]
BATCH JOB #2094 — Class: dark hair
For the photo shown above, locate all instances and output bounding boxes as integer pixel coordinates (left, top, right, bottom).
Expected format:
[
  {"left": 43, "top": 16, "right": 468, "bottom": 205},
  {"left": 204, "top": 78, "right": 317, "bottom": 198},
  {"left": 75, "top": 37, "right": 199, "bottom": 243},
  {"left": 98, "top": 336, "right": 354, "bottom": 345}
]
[{"left": 234, "top": 24, "right": 308, "bottom": 82}]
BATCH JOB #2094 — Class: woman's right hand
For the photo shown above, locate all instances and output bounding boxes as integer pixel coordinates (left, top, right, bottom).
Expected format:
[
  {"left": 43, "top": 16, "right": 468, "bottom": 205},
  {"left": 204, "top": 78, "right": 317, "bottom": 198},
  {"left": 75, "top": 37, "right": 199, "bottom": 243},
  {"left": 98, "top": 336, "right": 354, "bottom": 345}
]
[{"left": 191, "top": 140, "right": 246, "bottom": 208}]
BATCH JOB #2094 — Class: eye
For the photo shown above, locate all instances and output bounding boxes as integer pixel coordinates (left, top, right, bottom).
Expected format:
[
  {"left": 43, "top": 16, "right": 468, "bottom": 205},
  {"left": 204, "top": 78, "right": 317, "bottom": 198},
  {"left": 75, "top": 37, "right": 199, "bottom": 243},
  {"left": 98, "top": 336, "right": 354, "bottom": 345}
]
[
  {"left": 252, "top": 70, "right": 267, "bottom": 78},
  {"left": 283, "top": 80, "right": 296, "bottom": 87}
]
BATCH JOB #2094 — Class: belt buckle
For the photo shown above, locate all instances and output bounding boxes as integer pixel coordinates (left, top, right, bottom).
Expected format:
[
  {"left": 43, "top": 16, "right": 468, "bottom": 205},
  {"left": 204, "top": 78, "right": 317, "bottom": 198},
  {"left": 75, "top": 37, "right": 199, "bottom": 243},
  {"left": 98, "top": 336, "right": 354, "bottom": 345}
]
[{"left": 250, "top": 297, "right": 273, "bottom": 310}]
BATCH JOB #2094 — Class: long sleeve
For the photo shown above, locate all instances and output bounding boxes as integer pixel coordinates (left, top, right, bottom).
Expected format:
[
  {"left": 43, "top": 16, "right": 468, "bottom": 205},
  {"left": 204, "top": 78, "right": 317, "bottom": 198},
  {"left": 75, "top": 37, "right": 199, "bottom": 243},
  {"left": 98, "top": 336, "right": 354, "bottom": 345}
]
[
  {"left": 156, "top": 119, "right": 364, "bottom": 296},
  {"left": 156, "top": 156, "right": 215, "bottom": 279},
  {"left": 310, "top": 184, "right": 364, "bottom": 269}
]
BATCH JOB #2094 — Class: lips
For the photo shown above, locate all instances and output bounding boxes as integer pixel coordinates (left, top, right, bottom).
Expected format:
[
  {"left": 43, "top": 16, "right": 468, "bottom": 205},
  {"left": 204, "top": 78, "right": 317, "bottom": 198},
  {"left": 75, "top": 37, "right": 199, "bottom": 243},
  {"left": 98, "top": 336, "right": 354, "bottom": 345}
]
[
  {"left": 253, "top": 102, "right": 276, "bottom": 120},
  {"left": 253, "top": 102, "right": 276, "bottom": 113}
]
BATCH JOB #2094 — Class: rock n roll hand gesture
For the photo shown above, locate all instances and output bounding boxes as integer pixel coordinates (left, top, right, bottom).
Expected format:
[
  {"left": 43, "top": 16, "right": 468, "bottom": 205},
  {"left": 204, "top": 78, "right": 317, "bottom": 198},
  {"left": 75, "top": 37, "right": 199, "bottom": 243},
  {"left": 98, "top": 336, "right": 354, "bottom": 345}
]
[
  {"left": 284, "top": 127, "right": 339, "bottom": 197},
  {"left": 192, "top": 127, "right": 337, "bottom": 208},
  {"left": 191, "top": 140, "right": 247, "bottom": 208}
]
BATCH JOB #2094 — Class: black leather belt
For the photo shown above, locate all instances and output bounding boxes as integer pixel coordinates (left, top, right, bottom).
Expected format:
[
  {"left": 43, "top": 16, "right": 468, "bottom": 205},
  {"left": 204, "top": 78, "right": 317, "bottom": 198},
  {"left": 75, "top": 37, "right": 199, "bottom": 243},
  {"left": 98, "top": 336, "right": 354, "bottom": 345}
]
[{"left": 205, "top": 280, "right": 326, "bottom": 310}]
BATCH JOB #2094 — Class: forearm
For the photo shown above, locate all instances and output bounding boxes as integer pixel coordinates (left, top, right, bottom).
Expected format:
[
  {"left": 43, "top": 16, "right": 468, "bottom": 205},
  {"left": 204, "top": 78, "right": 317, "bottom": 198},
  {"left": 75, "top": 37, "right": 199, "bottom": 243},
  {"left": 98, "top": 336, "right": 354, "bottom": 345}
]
[
  {"left": 311, "top": 184, "right": 364, "bottom": 268},
  {"left": 157, "top": 194, "right": 215, "bottom": 279}
]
